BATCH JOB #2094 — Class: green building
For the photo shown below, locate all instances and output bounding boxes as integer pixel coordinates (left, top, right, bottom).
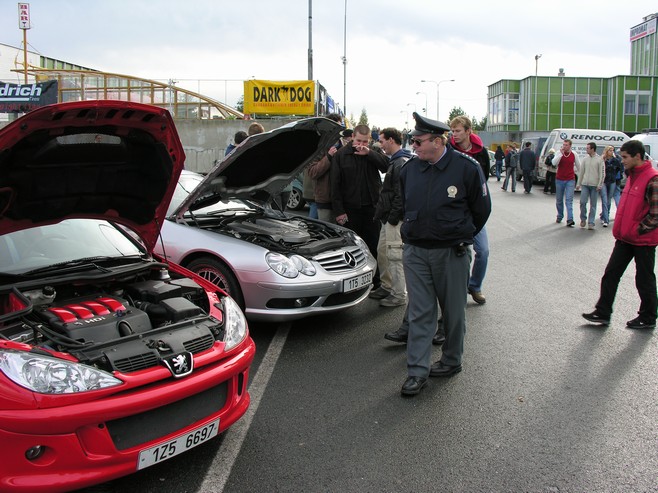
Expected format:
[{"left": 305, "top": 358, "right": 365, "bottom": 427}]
[
  {"left": 487, "top": 13, "right": 658, "bottom": 139},
  {"left": 487, "top": 75, "right": 658, "bottom": 135}
]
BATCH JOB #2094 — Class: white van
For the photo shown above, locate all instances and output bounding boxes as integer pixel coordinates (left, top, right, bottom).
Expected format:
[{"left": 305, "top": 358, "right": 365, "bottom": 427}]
[{"left": 536, "top": 128, "right": 629, "bottom": 181}]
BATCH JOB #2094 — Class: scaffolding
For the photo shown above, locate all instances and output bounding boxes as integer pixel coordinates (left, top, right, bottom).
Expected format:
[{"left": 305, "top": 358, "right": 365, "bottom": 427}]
[{"left": 24, "top": 68, "right": 244, "bottom": 120}]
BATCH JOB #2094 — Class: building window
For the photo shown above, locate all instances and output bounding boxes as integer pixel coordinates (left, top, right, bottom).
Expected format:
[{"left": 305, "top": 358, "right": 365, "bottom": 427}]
[
  {"left": 507, "top": 94, "right": 519, "bottom": 124},
  {"left": 625, "top": 90, "right": 651, "bottom": 115}
]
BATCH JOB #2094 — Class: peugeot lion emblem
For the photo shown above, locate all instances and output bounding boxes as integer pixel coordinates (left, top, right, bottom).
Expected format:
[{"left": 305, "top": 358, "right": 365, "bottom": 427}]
[
  {"left": 162, "top": 352, "right": 194, "bottom": 378},
  {"left": 343, "top": 251, "right": 357, "bottom": 268}
]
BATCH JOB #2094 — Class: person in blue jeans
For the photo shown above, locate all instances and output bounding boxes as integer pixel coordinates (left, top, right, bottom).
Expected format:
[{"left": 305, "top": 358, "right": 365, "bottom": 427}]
[
  {"left": 494, "top": 145, "right": 505, "bottom": 181},
  {"left": 599, "top": 145, "right": 622, "bottom": 227},
  {"left": 552, "top": 139, "right": 581, "bottom": 227},
  {"left": 449, "top": 116, "right": 490, "bottom": 304},
  {"left": 468, "top": 226, "right": 489, "bottom": 304}
]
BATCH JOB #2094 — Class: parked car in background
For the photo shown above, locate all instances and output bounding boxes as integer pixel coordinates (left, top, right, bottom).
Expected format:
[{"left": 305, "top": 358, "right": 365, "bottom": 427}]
[
  {"left": 286, "top": 173, "right": 305, "bottom": 210},
  {"left": 488, "top": 149, "right": 497, "bottom": 177},
  {"left": 159, "top": 117, "right": 377, "bottom": 322},
  {"left": 0, "top": 101, "right": 255, "bottom": 492}
]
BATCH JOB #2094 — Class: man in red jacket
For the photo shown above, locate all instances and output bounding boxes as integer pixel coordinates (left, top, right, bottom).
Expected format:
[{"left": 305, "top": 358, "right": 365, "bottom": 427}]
[{"left": 582, "top": 140, "right": 658, "bottom": 329}]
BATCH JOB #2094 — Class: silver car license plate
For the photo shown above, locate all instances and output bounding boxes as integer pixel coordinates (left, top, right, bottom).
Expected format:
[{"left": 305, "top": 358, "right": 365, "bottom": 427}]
[
  {"left": 137, "top": 419, "right": 219, "bottom": 470},
  {"left": 343, "top": 271, "right": 373, "bottom": 293}
]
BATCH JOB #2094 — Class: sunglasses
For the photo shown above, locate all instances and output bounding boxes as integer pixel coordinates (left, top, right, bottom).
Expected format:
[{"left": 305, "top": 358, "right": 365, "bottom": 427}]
[{"left": 410, "top": 136, "right": 433, "bottom": 146}]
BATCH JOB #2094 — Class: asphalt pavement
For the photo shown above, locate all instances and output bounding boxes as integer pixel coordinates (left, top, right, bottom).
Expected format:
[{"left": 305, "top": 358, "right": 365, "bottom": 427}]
[{"left": 102, "top": 182, "right": 657, "bottom": 493}]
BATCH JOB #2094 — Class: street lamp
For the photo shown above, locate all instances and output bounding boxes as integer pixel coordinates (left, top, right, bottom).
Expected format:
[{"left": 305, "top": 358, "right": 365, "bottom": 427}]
[
  {"left": 406, "top": 102, "right": 416, "bottom": 116},
  {"left": 400, "top": 110, "right": 408, "bottom": 128},
  {"left": 535, "top": 54, "right": 542, "bottom": 76},
  {"left": 416, "top": 91, "right": 427, "bottom": 116},
  {"left": 421, "top": 79, "right": 454, "bottom": 120}
]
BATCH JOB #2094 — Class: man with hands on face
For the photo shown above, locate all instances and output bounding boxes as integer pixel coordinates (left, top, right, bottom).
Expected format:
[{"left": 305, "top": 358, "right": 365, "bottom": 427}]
[{"left": 331, "top": 124, "right": 390, "bottom": 289}]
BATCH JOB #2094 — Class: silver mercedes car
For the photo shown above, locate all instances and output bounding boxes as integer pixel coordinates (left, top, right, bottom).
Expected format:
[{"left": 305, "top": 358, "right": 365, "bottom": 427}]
[{"left": 157, "top": 117, "right": 376, "bottom": 322}]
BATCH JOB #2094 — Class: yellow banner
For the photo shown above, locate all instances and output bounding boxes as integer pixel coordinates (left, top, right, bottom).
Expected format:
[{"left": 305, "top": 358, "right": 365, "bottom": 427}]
[{"left": 244, "top": 80, "right": 315, "bottom": 115}]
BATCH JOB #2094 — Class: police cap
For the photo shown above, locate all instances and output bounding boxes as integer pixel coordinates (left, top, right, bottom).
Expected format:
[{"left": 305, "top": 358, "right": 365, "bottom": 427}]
[{"left": 409, "top": 112, "right": 450, "bottom": 136}]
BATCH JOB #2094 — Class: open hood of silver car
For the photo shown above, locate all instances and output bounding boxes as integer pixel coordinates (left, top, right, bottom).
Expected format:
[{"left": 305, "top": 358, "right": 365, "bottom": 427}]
[
  {"left": 172, "top": 117, "right": 342, "bottom": 215},
  {"left": 0, "top": 101, "right": 185, "bottom": 251}
]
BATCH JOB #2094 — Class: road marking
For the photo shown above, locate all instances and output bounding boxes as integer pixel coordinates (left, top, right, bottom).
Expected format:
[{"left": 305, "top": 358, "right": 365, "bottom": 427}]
[{"left": 199, "top": 323, "right": 290, "bottom": 492}]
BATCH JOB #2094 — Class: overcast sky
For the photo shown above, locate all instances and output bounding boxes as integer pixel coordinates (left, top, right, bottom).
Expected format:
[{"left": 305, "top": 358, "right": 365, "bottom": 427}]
[{"left": 1, "top": 0, "right": 657, "bottom": 129}]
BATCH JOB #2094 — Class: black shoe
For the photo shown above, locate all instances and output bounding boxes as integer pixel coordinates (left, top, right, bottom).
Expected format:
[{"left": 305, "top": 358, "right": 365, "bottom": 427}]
[
  {"left": 566, "top": 220, "right": 575, "bottom": 227},
  {"left": 429, "top": 361, "right": 462, "bottom": 377},
  {"left": 432, "top": 333, "right": 446, "bottom": 346},
  {"left": 401, "top": 376, "right": 427, "bottom": 396},
  {"left": 368, "top": 286, "right": 391, "bottom": 300},
  {"left": 626, "top": 317, "right": 656, "bottom": 329},
  {"left": 582, "top": 311, "right": 610, "bottom": 325},
  {"left": 384, "top": 328, "right": 408, "bottom": 343}
]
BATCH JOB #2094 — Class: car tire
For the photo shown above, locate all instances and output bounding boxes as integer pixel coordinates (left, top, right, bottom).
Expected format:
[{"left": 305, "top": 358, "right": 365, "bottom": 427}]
[
  {"left": 287, "top": 186, "right": 305, "bottom": 210},
  {"left": 186, "top": 256, "right": 245, "bottom": 309}
]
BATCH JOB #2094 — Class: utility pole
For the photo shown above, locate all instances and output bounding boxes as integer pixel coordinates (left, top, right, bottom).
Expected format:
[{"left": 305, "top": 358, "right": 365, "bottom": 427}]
[
  {"left": 18, "top": 3, "right": 31, "bottom": 84},
  {"left": 342, "top": 0, "right": 348, "bottom": 118},
  {"left": 308, "top": 0, "right": 313, "bottom": 81}
]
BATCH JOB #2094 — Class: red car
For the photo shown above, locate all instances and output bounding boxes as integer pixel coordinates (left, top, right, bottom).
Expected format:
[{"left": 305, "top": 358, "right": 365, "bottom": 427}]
[{"left": 0, "top": 101, "right": 256, "bottom": 492}]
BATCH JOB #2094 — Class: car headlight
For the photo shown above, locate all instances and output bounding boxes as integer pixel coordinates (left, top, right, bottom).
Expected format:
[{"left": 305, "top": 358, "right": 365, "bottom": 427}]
[
  {"left": 0, "top": 349, "right": 122, "bottom": 394},
  {"left": 351, "top": 234, "right": 371, "bottom": 258},
  {"left": 266, "top": 252, "right": 299, "bottom": 278},
  {"left": 222, "top": 295, "right": 247, "bottom": 350},
  {"left": 290, "top": 254, "right": 316, "bottom": 276}
]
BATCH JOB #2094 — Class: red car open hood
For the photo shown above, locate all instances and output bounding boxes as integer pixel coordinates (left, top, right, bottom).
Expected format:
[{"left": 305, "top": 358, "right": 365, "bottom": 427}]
[{"left": 0, "top": 100, "right": 185, "bottom": 251}]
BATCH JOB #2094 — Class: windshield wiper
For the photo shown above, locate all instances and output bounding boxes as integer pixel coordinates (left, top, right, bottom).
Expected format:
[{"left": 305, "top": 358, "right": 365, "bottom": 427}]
[{"left": 23, "top": 255, "right": 142, "bottom": 277}]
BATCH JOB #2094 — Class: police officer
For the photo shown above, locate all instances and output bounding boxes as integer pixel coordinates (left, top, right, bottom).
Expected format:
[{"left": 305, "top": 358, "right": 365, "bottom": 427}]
[{"left": 400, "top": 112, "right": 491, "bottom": 396}]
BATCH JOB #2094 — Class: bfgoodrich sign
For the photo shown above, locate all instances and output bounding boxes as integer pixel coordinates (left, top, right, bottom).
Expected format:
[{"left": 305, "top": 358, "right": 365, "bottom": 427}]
[{"left": 0, "top": 80, "right": 58, "bottom": 113}]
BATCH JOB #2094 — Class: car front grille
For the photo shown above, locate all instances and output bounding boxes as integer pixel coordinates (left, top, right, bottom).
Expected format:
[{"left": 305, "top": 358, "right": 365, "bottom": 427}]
[
  {"left": 113, "top": 352, "right": 159, "bottom": 373},
  {"left": 315, "top": 246, "right": 367, "bottom": 273},
  {"left": 183, "top": 333, "right": 215, "bottom": 353},
  {"left": 106, "top": 382, "right": 228, "bottom": 450},
  {"left": 113, "top": 334, "right": 216, "bottom": 373}
]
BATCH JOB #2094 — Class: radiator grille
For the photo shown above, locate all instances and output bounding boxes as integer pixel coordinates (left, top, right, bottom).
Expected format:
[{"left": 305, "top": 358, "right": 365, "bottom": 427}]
[{"left": 315, "top": 246, "right": 367, "bottom": 273}]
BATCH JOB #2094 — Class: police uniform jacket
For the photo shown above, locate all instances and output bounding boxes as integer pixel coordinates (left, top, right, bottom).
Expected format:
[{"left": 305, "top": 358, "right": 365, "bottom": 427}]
[{"left": 400, "top": 146, "right": 491, "bottom": 248}]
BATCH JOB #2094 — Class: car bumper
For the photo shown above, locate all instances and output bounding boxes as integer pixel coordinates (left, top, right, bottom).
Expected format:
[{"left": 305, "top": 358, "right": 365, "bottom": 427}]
[
  {"left": 0, "top": 339, "right": 255, "bottom": 493},
  {"left": 240, "top": 262, "right": 376, "bottom": 322}
]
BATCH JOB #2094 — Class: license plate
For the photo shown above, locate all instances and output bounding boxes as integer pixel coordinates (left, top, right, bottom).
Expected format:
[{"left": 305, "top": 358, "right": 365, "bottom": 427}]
[
  {"left": 137, "top": 419, "right": 219, "bottom": 470},
  {"left": 343, "top": 271, "right": 373, "bottom": 293}
]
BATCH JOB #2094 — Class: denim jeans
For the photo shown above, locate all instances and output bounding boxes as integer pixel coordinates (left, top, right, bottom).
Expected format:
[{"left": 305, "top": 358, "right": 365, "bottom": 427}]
[
  {"left": 308, "top": 201, "right": 318, "bottom": 219},
  {"left": 555, "top": 179, "right": 575, "bottom": 221},
  {"left": 495, "top": 160, "right": 503, "bottom": 180},
  {"left": 599, "top": 182, "right": 616, "bottom": 223},
  {"left": 503, "top": 167, "right": 517, "bottom": 191},
  {"left": 468, "top": 226, "right": 489, "bottom": 292},
  {"left": 579, "top": 185, "right": 599, "bottom": 226}
]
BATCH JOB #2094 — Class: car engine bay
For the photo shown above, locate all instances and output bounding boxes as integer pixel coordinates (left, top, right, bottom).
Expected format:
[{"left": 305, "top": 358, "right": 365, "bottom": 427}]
[{"left": 0, "top": 265, "right": 227, "bottom": 374}]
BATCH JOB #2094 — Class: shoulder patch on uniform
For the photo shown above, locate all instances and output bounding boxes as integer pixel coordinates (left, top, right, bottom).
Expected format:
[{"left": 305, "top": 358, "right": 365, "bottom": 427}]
[{"left": 454, "top": 150, "right": 481, "bottom": 167}]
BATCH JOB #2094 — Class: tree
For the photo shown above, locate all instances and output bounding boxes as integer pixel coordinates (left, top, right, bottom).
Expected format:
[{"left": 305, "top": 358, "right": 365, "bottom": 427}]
[
  {"left": 473, "top": 116, "right": 487, "bottom": 131},
  {"left": 235, "top": 95, "right": 244, "bottom": 113},
  {"left": 447, "top": 106, "right": 466, "bottom": 123},
  {"left": 358, "top": 108, "right": 369, "bottom": 127},
  {"left": 448, "top": 106, "right": 486, "bottom": 131}
]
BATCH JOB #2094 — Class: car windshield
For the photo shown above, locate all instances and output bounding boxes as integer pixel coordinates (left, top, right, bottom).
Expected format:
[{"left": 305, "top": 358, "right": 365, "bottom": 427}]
[
  {"left": 0, "top": 219, "right": 143, "bottom": 275},
  {"left": 167, "top": 173, "right": 259, "bottom": 217}
]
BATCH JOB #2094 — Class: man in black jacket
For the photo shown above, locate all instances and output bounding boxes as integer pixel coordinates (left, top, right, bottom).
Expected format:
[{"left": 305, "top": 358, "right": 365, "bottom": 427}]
[
  {"left": 371, "top": 127, "right": 413, "bottom": 306},
  {"left": 519, "top": 141, "right": 537, "bottom": 194},
  {"left": 331, "top": 124, "right": 390, "bottom": 288}
]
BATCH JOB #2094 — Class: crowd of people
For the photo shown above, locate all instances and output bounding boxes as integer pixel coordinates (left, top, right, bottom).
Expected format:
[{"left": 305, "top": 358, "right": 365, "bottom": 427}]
[{"left": 234, "top": 114, "right": 658, "bottom": 397}]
